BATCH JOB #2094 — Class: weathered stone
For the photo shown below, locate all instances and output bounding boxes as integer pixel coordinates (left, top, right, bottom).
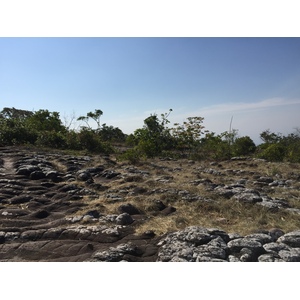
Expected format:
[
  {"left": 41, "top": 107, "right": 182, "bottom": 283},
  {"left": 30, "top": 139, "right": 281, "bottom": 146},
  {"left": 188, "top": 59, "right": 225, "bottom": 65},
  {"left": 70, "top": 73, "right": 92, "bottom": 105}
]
[
  {"left": 263, "top": 242, "right": 291, "bottom": 254},
  {"left": 183, "top": 227, "right": 215, "bottom": 245},
  {"left": 227, "top": 237, "right": 264, "bottom": 254},
  {"left": 20, "top": 229, "right": 45, "bottom": 241},
  {"left": 194, "top": 236, "right": 228, "bottom": 261},
  {"left": 86, "top": 167, "right": 104, "bottom": 174},
  {"left": 269, "top": 228, "right": 285, "bottom": 241},
  {"left": 157, "top": 240, "right": 194, "bottom": 262},
  {"left": 156, "top": 227, "right": 230, "bottom": 262},
  {"left": 258, "top": 253, "right": 284, "bottom": 262},
  {"left": 9, "top": 195, "right": 32, "bottom": 204},
  {"left": 278, "top": 248, "right": 300, "bottom": 262},
  {"left": 277, "top": 230, "right": 300, "bottom": 248},
  {"left": 82, "top": 215, "right": 94, "bottom": 223},
  {"left": 153, "top": 200, "right": 167, "bottom": 211},
  {"left": 101, "top": 227, "right": 120, "bottom": 236},
  {"left": 228, "top": 255, "right": 240, "bottom": 262},
  {"left": 115, "top": 213, "right": 134, "bottom": 225},
  {"left": 30, "top": 170, "right": 46, "bottom": 180},
  {"left": 33, "top": 210, "right": 50, "bottom": 219},
  {"left": 160, "top": 206, "right": 176, "bottom": 216},
  {"left": 76, "top": 171, "right": 92, "bottom": 182},
  {"left": 0, "top": 232, "right": 6, "bottom": 244},
  {"left": 4, "top": 231, "right": 20, "bottom": 241},
  {"left": 1, "top": 208, "right": 28, "bottom": 217},
  {"left": 117, "top": 203, "right": 141, "bottom": 215},
  {"left": 132, "top": 187, "right": 147, "bottom": 194},
  {"left": 239, "top": 247, "right": 256, "bottom": 262},
  {"left": 207, "top": 228, "right": 230, "bottom": 243},
  {"left": 286, "top": 208, "right": 300, "bottom": 215},
  {"left": 86, "top": 210, "right": 100, "bottom": 218},
  {"left": 45, "top": 170, "right": 61, "bottom": 181},
  {"left": 100, "top": 170, "right": 120, "bottom": 179},
  {"left": 233, "top": 192, "right": 262, "bottom": 203},
  {"left": 16, "top": 165, "right": 40, "bottom": 176},
  {"left": 244, "top": 233, "right": 273, "bottom": 245},
  {"left": 92, "top": 242, "right": 139, "bottom": 261},
  {"left": 257, "top": 176, "right": 274, "bottom": 183},
  {"left": 258, "top": 197, "right": 291, "bottom": 210},
  {"left": 58, "top": 184, "right": 79, "bottom": 193},
  {"left": 228, "top": 233, "right": 243, "bottom": 240},
  {"left": 214, "top": 186, "right": 234, "bottom": 198}
]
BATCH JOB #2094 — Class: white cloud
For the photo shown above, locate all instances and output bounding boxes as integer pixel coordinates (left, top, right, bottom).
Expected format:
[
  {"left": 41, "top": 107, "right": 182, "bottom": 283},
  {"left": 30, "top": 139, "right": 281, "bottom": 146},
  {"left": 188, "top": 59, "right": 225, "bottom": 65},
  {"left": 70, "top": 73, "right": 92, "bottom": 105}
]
[{"left": 194, "top": 98, "right": 300, "bottom": 117}]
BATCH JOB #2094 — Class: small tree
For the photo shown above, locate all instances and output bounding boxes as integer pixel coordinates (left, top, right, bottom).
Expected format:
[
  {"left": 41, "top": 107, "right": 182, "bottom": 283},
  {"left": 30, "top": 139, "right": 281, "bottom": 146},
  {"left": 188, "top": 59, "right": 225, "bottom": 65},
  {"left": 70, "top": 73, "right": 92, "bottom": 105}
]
[
  {"left": 199, "top": 131, "right": 232, "bottom": 160},
  {"left": 77, "top": 109, "right": 103, "bottom": 130},
  {"left": 26, "top": 109, "right": 66, "bottom": 133},
  {"left": 232, "top": 136, "right": 256, "bottom": 156},
  {"left": 257, "top": 143, "right": 286, "bottom": 162},
  {"left": 0, "top": 107, "right": 34, "bottom": 120},
  {"left": 99, "top": 124, "right": 126, "bottom": 142},
  {"left": 124, "top": 109, "right": 173, "bottom": 158},
  {"left": 171, "top": 116, "right": 205, "bottom": 155},
  {"left": 260, "top": 129, "right": 282, "bottom": 144}
]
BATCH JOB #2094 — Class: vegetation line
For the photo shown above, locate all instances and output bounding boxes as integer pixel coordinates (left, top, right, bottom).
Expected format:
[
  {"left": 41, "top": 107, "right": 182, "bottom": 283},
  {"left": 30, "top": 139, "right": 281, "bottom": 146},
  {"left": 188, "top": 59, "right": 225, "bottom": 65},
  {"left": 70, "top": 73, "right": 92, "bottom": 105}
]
[{"left": 1, "top": 106, "right": 300, "bottom": 163}]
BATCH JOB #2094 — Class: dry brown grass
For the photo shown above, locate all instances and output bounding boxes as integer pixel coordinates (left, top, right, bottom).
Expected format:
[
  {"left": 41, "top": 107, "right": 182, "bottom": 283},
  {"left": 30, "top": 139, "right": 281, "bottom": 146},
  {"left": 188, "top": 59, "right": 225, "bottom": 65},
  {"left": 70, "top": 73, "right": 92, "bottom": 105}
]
[
  {"left": 135, "top": 198, "right": 300, "bottom": 236},
  {"left": 67, "top": 155, "right": 300, "bottom": 236},
  {"left": 50, "top": 159, "right": 68, "bottom": 173}
]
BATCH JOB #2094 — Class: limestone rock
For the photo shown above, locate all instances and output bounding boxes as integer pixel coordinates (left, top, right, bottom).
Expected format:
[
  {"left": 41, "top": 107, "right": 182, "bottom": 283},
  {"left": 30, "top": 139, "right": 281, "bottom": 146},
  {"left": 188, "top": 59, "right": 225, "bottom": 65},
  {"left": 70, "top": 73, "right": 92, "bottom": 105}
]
[{"left": 116, "top": 213, "right": 134, "bottom": 225}]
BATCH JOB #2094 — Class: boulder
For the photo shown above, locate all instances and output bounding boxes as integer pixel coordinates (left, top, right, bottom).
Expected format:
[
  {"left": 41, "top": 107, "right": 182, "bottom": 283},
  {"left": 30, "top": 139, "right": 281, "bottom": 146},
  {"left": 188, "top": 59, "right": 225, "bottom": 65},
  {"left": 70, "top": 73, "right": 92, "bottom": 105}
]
[
  {"left": 117, "top": 203, "right": 141, "bottom": 215},
  {"left": 92, "top": 242, "right": 139, "bottom": 262},
  {"left": 116, "top": 213, "right": 134, "bottom": 225},
  {"left": 277, "top": 230, "right": 300, "bottom": 248}
]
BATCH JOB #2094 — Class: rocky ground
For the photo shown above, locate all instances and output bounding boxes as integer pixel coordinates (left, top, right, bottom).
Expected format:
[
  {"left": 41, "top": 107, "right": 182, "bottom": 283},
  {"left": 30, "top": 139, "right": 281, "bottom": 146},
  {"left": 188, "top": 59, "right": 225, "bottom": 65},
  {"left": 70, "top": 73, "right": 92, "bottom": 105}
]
[{"left": 1, "top": 146, "right": 300, "bottom": 262}]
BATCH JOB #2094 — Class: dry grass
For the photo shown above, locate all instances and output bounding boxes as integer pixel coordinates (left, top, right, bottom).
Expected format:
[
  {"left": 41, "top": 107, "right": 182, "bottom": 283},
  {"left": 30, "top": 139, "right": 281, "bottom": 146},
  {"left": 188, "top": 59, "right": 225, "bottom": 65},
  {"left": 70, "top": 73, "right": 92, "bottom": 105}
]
[
  {"left": 67, "top": 155, "right": 300, "bottom": 236},
  {"left": 50, "top": 159, "right": 68, "bottom": 173},
  {"left": 135, "top": 198, "right": 300, "bottom": 236}
]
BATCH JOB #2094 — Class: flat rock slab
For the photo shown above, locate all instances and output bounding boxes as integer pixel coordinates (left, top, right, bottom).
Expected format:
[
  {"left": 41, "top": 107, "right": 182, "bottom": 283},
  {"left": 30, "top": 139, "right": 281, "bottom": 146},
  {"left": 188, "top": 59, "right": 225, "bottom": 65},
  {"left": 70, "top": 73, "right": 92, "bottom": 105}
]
[{"left": 1, "top": 147, "right": 300, "bottom": 262}]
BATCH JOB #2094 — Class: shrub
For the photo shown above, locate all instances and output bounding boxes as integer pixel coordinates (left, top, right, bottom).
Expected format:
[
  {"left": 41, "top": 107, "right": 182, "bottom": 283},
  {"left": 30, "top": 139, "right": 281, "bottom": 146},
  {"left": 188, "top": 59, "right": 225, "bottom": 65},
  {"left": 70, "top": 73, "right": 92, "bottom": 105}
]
[
  {"left": 64, "top": 130, "right": 81, "bottom": 150},
  {"left": 197, "top": 132, "right": 232, "bottom": 161},
  {"left": 257, "top": 143, "right": 285, "bottom": 162},
  {"left": 232, "top": 136, "right": 256, "bottom": 156},
  {"left": 286, "top": 141, "right": 300, "bottom": 163},
  {"left": 0, "top": 125, "right": 38, "bottom": 146},
  {"left": 118, "top": 148, "right": 145, "bottom": 164},
  {"left": 76, "top": 128, "right": 114, "bottom": 154},
  {"left": 35, "top": 131, "right": 67, "bottom": 149}
]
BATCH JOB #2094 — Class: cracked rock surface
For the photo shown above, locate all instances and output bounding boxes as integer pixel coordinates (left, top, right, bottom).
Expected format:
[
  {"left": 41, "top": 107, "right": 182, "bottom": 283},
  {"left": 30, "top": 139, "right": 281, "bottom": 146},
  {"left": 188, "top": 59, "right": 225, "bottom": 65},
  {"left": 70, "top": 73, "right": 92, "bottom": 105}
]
[{"left": 1, "top": 147, "right": 300, "bottom": 262}]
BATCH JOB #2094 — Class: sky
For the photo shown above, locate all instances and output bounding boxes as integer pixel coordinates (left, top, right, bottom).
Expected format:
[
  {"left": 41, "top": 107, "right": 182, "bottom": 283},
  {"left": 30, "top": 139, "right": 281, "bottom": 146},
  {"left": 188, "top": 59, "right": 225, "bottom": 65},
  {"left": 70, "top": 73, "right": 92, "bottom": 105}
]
[
  {"left": 1, "top": 37, "right": 300, "bottom": 144},
  {"left": 1, "top": 1, "right": 300, "bottom": 146}
]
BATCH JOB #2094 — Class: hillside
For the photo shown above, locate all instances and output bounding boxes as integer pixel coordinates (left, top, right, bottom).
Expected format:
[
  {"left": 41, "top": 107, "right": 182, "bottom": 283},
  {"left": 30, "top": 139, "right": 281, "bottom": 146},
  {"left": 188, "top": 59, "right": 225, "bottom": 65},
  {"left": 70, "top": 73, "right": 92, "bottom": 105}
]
[{"left": 1, "top": 146, "right": 300, "bottom": 261}]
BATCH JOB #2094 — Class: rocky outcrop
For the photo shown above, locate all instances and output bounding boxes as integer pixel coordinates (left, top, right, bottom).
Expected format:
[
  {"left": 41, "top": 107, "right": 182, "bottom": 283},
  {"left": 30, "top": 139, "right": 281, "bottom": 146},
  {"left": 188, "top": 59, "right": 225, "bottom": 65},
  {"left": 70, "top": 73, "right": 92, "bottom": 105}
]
[
  {"left": 1, "top": 146, "right": 300, "bottom": 262},
  {"left": 156, "top": 226, "right": 300, "bottom": 262}
]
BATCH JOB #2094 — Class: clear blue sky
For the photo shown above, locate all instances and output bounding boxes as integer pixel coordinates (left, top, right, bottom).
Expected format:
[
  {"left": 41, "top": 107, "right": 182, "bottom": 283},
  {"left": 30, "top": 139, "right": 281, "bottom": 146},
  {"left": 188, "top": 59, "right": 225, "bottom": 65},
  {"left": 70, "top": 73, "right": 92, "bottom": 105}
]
[{"left": 1, "top": 37, "right": 300, "bottom": 144}]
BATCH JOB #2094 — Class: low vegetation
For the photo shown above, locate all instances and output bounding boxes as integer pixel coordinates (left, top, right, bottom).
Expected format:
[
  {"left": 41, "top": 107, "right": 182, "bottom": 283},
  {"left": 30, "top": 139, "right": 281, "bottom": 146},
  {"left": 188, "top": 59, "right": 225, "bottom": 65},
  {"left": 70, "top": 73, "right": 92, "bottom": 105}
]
[{"left": 1, "top": 106, "right": 299, "bottom": 163}]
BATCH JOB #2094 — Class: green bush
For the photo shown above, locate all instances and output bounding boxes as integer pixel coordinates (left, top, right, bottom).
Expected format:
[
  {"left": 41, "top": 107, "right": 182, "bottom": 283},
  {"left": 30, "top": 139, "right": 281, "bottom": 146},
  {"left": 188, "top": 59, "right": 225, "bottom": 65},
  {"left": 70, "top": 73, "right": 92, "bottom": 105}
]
[
  {"left": 232, "top": 136, "right": 256, "bottom": 156},
  {"left": 119, "top": 148, "right": 145, "bottom": 164},
  {"left": 197, "top": 132, "right": 232, "bottom": 161},
  {"left": 76, "top": 129, "right": 114, "bottom": 154},
  {"left": 35, "top": 131, "right": 67, "bottom": 149},
  {"left": 286, "top": 141, "right": 300, "bottom": 162},
  {"left": 0, "top": 125, "right": 38, "bottom": 146},
  {"left": 257, "top": 143, "right": 286, "bottom": 162},
  {"left": 137, "top": 139, "right": 161, "bottom": 158}
]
